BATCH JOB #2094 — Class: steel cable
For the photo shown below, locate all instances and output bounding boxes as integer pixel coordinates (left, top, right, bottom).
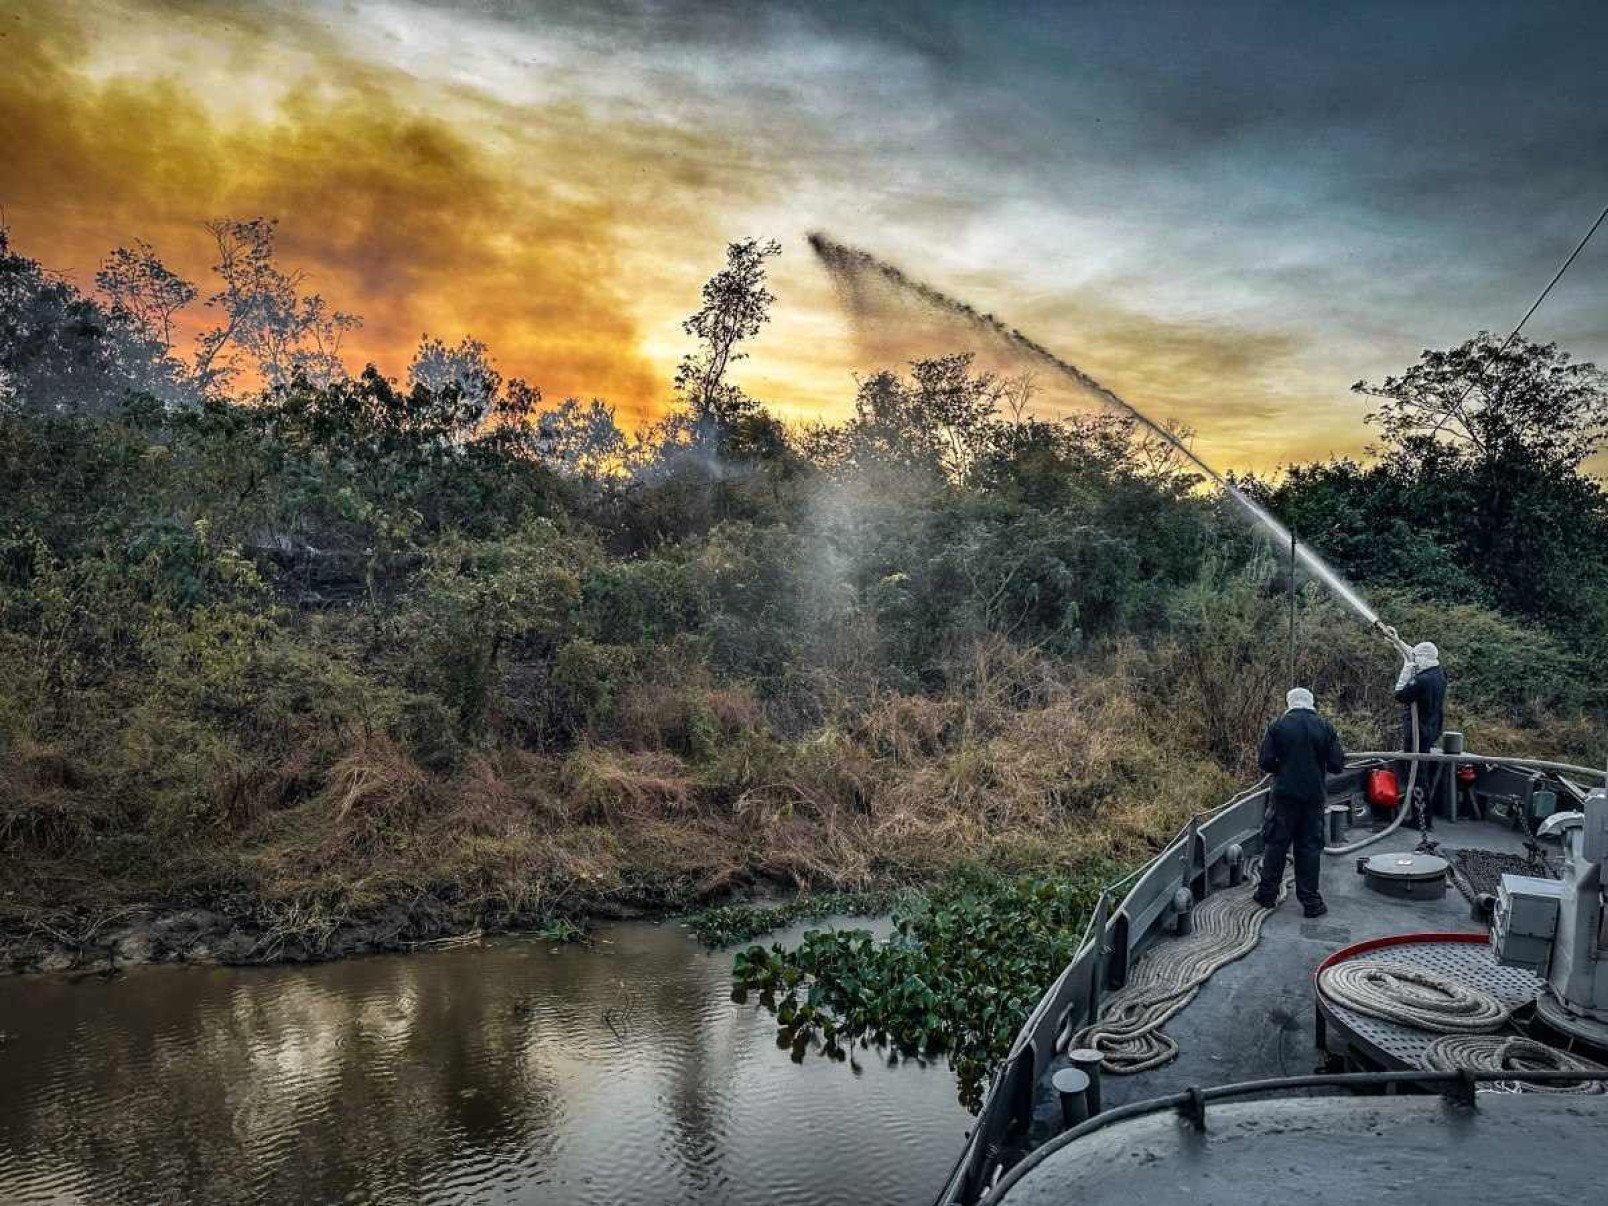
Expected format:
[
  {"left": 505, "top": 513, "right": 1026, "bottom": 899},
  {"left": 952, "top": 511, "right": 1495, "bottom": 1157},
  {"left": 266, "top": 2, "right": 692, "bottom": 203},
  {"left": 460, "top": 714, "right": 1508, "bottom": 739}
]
[
  {"left": 1318, "top": 960, "right": 1510, "bottom": 1033},
  {"left": 1424, "top": 1034, "right": 1604, "bottom": 1094},
  {"left": 1073, "top": 865, "right": 1289, "bottom": 1074}
]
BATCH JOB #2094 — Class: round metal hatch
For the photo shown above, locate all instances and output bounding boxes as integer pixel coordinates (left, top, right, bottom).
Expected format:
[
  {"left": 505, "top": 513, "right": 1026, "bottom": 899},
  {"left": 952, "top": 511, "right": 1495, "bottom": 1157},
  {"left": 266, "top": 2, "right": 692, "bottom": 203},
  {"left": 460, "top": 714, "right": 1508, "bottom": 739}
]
[{"left": 1360, "top": 851, "right": 1450, "bottom": 899}]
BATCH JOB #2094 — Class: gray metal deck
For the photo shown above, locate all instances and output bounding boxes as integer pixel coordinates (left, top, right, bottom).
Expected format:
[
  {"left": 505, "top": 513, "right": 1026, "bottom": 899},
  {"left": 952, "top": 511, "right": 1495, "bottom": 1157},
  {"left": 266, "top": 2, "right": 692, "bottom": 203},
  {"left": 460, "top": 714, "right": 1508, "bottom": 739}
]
[
  {"left": 1027, "top": 816, "right": 1534, "bottom": 1136},
  {"left": 1002, "top": 1092, "right": 1608, "bottom": 1205}
]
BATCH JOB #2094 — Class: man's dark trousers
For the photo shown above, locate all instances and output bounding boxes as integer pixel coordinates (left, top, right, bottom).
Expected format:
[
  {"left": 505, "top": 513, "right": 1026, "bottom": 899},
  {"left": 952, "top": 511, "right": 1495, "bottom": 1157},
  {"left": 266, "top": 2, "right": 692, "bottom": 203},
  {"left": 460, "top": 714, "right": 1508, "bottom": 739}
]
[{"left": 1257, "top": 795, "right": 1324, "bottom": 909}]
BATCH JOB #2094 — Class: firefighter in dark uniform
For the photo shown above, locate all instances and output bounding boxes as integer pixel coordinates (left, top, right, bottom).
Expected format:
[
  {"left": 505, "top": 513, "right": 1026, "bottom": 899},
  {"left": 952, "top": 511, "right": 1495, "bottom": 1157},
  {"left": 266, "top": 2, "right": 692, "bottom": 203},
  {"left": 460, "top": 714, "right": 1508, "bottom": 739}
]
[
  {"left": 1395, "top": 641, "right": 1448, "bottom": 824},
  {"left": 1254, "top": 687, "right": 1347, "bottom": 918}
]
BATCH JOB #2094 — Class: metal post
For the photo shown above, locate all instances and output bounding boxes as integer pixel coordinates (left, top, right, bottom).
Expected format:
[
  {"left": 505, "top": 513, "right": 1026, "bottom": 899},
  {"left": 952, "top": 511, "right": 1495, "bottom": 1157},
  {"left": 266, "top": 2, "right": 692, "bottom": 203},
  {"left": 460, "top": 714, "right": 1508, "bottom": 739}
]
[
  {"left": 1172, "top": 887, "right": 1194, "bottom": 936},
  {"left": 1442, "top": 731, "right": 1464, "bottom": 822},
  {"left": 1068, "top": 1048, "right": 1104, "bottom": 1115},
  {"left": 1052, "top": 1067, "right": 1091, "bottom": 1128}
]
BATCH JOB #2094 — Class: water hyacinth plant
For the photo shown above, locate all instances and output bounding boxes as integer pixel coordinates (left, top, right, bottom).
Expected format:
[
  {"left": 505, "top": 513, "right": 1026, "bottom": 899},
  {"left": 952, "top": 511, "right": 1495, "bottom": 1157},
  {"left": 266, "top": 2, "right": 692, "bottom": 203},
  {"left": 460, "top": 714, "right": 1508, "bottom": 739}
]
[
  {"left": 683, "top": 890, "right": 914, "bottom": 946},
  {"left": 732, "top": 869, "right": 1113, "bottom": 1110}
]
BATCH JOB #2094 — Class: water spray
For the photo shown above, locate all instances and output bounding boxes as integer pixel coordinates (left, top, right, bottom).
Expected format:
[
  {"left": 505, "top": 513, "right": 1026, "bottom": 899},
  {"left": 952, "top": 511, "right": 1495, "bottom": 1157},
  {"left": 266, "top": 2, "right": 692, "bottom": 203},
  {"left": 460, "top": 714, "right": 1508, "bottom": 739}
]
[
  {"left": 808, "top": 232, "right": 1400, "bottom": 649},
  {"left": 810, "top": 233, "right": 1432, "bottom": 855}
]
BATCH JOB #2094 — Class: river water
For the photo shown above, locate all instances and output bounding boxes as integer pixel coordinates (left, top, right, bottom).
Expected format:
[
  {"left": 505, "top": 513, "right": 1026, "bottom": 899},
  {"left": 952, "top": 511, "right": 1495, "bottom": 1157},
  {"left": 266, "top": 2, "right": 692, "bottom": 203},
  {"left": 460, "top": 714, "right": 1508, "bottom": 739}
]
[{"left": 0, "top": 918, "right": 967, "bottom": 1205}]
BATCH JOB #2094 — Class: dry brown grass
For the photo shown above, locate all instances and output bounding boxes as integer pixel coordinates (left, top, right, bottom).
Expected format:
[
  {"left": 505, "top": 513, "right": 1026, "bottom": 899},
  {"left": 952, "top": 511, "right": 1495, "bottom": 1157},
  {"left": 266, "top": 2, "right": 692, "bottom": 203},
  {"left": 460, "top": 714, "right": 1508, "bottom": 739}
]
[
  {"left": 859, "top": 693, "right": 963, "bottom": 764},
  {"left": 0, "top": 739, "right": 94, "bottom": 856},
  {"left": 563, "top": 746, "right": 694, "bottom": 823},
  {"left": 258, "top": 644, "right": 1253, "bottom": 911},
  {"left": 315, "top": 736, "right": 435, "bottom": 861},
  {"left": 20, "top": 624, "right": 1561, "bottom": 942}
]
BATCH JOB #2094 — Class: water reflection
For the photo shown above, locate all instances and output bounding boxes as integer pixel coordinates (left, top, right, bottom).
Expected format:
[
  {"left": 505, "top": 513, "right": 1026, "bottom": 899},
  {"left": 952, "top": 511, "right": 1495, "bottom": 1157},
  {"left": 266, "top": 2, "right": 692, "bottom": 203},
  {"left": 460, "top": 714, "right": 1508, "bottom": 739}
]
[{"left": 0, "top": 919, "right": 967, "bottom": 1204}]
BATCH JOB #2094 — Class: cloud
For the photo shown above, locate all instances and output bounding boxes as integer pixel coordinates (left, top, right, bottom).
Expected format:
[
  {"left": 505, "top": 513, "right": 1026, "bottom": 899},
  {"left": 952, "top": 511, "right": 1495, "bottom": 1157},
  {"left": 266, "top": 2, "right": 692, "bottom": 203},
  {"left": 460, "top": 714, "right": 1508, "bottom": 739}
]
[
  {"left": 0, "top": 0, "right": 680, "bottom": 416},
  {"left": 3, "top": 0, "right": 1603, "bottom": 471}
]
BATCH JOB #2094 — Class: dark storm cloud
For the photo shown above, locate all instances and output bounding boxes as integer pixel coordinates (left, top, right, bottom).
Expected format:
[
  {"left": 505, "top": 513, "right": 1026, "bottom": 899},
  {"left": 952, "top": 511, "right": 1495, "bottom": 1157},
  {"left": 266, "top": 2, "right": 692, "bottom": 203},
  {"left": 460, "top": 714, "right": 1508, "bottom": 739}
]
[{"left": 512, "top": 0, "right": 1607, "bottom": 340}]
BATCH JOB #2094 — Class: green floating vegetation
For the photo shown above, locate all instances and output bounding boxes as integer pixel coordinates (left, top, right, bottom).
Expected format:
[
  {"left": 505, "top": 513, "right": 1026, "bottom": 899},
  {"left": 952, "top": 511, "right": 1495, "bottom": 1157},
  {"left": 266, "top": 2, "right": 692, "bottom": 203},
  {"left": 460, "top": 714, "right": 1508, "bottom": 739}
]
[
  {"left": 530, "top": 916, "right": 589, "bottom": 944},
  {"left": 731, "top": 869, "right": 1112, "bottom": 1110},
  {"left": 684, "top": 890, "right": 913, "bottom": 947}
]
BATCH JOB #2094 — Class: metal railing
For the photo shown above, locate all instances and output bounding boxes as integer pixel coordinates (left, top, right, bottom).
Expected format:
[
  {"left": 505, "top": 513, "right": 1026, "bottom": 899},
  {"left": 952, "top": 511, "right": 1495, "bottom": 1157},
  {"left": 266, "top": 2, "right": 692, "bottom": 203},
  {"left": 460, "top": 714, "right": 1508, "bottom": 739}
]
[
  {"left": 931, "top": 777, "right": 1276, "bottom": 1204},
  {"left": 986, "top": 1067, "right": 1608, "bottom": 1200}
]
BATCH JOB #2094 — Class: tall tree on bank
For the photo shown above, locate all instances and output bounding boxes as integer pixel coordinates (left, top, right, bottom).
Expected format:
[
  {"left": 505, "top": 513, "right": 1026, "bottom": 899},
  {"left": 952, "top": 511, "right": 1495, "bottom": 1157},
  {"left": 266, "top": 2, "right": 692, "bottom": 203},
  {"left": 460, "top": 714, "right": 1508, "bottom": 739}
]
[
  {"left": 1265, "top": 334, "right": 1608, "bottom": 637},
  {"left": 1357, "top": 332, "right": 1608, "bottom": 470},
  {"left": 95, "top": 240, "right": 197, "bottom": 357},
  {"left": 0, "top": 229, "right": 193, "bottom": 414},
  {"left": 673, "top": 238, "right": 782, "bottom": 437}
]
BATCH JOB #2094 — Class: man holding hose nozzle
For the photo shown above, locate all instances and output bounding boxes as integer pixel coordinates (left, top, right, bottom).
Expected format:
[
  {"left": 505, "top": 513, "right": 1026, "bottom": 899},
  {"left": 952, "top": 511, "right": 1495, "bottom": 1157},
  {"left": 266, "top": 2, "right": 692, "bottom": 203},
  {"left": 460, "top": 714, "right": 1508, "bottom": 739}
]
[
  {"left": 1395, "top": 641, "right": 1448, "bottom": 829},
  {"left": 1254, "top": 688, "right": 1347, "bottom": 918}
]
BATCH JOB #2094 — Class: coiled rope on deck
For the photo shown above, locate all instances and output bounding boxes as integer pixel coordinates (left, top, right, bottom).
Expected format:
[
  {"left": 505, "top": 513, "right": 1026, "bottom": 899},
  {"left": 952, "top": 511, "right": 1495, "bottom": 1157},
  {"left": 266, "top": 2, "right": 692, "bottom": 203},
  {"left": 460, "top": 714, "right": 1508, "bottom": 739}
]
[
  {"left": 1318, "top": 960, "right": 1510, "bottom": 1033},
  {"left": 1073, "top": 867, "right": 1289, "bottom": 1074},
  {"left": 1424, "top": 1035, "right": 1605, "bottom": 1093}
]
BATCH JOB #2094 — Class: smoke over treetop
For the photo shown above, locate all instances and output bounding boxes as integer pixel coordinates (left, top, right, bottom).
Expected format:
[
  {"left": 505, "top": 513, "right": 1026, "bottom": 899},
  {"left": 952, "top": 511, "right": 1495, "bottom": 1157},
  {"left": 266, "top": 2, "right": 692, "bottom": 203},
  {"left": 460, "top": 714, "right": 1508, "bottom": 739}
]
[{"left": 0, "top": 2, "right": 726, "bottom": 419}]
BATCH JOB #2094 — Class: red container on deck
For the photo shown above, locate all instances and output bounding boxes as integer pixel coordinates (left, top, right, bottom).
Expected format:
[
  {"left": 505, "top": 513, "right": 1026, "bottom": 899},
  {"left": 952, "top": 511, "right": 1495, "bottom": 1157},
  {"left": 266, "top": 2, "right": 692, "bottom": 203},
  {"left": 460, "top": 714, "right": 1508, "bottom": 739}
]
[{"left": 1365, "top": 767, "right": 1401, "bottom": 809}]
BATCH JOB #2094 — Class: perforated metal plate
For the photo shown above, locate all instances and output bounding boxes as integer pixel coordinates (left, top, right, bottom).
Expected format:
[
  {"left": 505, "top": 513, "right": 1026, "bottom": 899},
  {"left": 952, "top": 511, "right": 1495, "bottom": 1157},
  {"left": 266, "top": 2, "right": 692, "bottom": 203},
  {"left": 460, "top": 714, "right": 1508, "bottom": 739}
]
[{"left": 1320, "top": 939, "right": 1543, "bottom": 1069}]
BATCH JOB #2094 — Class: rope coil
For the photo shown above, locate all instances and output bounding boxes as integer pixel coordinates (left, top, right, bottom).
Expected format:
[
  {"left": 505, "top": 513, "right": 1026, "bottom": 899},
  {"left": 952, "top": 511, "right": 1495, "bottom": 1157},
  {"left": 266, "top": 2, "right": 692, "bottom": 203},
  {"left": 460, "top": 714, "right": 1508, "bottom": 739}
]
[
  {"left": 1318, "top": 960, "right": 1510, "bottom": 1033},
  {"left": 1074, "top": 867, "right": 1288, "bottom": 1074},
  {"left": 1424, "top": 1034, "right": 1605, "bottom": 1094}
]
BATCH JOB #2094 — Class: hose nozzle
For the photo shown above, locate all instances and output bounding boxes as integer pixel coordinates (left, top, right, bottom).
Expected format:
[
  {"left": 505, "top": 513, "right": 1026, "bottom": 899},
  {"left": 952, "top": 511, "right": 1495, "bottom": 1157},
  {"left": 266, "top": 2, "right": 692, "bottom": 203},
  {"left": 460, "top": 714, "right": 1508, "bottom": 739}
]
[{"left": 1373, "top": 620, "right": 1412, "bottom": 657}]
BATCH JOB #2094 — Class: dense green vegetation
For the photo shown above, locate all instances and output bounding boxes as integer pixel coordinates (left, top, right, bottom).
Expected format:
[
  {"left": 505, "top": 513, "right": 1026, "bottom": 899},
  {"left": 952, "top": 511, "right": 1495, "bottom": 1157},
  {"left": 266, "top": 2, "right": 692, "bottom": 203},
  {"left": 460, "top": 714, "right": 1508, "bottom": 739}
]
[
  {"left": 683, "top": 889, "right": 916, "bottom": 946},
  {"left": 1252, "top": 334, "right": 1608, "bottom": 664},
  {"left": 733, "top": 869, "right": 1116, "bottom": 1109},
  {"left": 3, "top": 216, "right": 1606, "bottom": 1091}
]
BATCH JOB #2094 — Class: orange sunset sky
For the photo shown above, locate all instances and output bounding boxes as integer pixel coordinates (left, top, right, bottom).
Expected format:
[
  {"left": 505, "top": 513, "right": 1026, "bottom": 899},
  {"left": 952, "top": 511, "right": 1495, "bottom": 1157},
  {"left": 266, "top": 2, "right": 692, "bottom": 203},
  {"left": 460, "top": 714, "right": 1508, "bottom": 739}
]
[{"left": 4, "top": 0, "right": 1606, "bottom": 470}]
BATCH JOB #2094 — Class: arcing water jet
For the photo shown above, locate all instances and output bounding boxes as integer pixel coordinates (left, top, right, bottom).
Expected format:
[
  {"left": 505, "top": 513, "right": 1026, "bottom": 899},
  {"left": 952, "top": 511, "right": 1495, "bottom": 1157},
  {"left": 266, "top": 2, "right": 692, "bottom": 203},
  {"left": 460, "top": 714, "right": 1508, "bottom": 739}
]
[{"left": 808, "top": 232, "right": 1395, "bottom": 641}]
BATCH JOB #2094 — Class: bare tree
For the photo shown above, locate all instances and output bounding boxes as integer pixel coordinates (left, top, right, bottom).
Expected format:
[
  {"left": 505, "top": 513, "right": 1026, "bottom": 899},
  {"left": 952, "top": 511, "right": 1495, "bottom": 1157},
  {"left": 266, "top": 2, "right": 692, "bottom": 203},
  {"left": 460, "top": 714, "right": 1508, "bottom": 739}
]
[
  {"left": 194, "top": 218, "right": 360, "bottom": 393},
  {"left": 1002, "top": 370, "right": 1037, "bottom": 424},
  {"left": 1130, "top": 418, "right": 1202, "bottom": 493}
]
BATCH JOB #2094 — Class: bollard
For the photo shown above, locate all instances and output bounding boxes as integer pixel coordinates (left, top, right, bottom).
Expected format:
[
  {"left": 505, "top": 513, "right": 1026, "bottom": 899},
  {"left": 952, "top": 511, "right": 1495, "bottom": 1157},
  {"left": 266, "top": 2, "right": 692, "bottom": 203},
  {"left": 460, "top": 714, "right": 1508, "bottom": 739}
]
[
  {"left": 1442, "top": 732, "right": 1465, "bottom": 821},
  {"left": 1226, "top": 843, "right": 1245, "bottom": 887},
  {"left": 1051, "top": 1066, "right": 1091, "bottom": 1128},
  {"left": 1067, "top": 1047, "right": 1104, "bottom": 1116},
  {"left": 1172, "top": 886, "right": 1195, "bottom": 936},
  {"left": 1325, "top": 803, "right": 1349, "bottom": 845}
]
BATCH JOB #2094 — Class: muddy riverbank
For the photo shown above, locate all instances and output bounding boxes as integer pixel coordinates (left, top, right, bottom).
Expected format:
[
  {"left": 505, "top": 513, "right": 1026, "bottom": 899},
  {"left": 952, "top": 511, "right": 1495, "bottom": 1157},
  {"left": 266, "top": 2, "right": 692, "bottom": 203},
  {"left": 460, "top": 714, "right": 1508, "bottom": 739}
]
[{"left": 0, "top": 880, "right": 832, "bottom": 976}]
